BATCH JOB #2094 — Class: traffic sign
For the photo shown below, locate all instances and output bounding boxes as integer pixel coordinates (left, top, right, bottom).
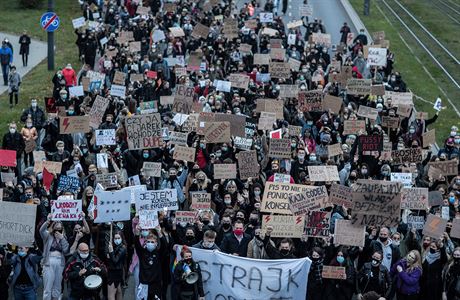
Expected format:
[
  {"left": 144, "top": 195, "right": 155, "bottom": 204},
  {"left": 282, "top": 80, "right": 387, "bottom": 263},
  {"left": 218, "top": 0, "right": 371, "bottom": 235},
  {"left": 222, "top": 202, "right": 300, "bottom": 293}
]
[{"left": 40, "top": 12, "right": 60, "bottom": 32}]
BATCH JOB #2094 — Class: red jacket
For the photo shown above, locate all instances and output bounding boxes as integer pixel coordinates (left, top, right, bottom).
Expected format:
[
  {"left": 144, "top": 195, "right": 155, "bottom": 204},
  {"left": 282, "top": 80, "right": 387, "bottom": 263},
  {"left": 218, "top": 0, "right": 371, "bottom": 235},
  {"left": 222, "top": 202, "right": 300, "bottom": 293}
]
[{"left": 62, "top": 68, "right": 77, "bottom": 87}]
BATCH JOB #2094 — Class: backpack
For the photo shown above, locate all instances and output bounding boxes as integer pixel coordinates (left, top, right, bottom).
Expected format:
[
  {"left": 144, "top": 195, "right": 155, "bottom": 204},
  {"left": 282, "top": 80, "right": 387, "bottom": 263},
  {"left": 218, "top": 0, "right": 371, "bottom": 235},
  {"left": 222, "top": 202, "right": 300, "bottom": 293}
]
[{"left": 0, "top": 53, "right": 9, "bottom": 65}]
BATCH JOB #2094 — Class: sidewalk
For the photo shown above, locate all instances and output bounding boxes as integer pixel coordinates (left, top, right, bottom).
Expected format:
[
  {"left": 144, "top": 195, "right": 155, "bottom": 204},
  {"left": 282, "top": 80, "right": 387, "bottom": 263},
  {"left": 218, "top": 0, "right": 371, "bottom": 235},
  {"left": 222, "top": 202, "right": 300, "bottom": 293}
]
[{"left": 0, "top": 32, "right": 47, "bottom": 95}]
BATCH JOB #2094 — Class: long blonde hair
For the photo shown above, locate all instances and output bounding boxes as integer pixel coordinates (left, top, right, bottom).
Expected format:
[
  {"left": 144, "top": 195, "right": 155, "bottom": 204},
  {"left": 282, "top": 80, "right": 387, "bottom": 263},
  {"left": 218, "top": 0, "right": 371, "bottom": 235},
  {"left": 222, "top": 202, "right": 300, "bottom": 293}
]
[{"left": 406, "top": 250, "right": 423, "bottom": 273}]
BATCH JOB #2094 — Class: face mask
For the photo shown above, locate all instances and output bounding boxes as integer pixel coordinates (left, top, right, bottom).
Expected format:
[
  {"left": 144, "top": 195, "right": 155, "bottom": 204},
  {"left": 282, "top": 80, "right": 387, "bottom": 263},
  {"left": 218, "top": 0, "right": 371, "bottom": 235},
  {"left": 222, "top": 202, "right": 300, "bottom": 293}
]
[
  {"left": 311, "top": 257, "right": 320, "bottom": 262},
  {"left": 9, "top": 128, "right": 16, "bottom": 134},
  {"left": 18, "top": 251, "right": 27, "bottom": 257},
  {"left": 381, "top": 171, "right": 389, "bottom": 177},
  {"left": 298, "top": 154, "right": 305, "bottom": 160},
  {"left": 203, "top": 241, "right": 214, "bottom": 248},
  {"left": 455, "top": 139, "right": 460, "bottom": 144},
  {"left": 146, "top": 242, "right": 156, "bottom": 252},
  {"left": 222, "top": 223, "right": 231, "bottom": 229},
  {"left": 57, "top": 147, "right": 64, "bottom": 152},
  {"left": 361, "top": 169, "right": 368, "bottom": 175},
  {"left": 169, "top": 175, "right": 177, "bottom": 181},
  {"left": 393, "top": 240, "right": 401, "bottom": 246},
  {"left": 291, "top": 143, "right": 297, "bottom": 148},
  {"left": 224, "top": 200, "right": 231, "bottom": 205},
  {"left": 451, "top": 131, "right": 457, "bottom": 137},
  {"left": 202, "top": 220, "right": 210, "bottom": 225},
  {"left": 26, "top": 123, "right": 32, "bottom": 128},
  {"left": 280, "top": 249, "right": 290, "bottom": 256},
  {"left": 379, "top": 236, "right": 388, "bottom": 243},
  {"left": 62, "top": 94, "right": 67, "bottom": 100},
  {"left": 449, "top": 196, "right": 456, "bottom": 204},
  {"left": 454, "top": 257, "right": 460, "bottom": 264},
  {"left": 31, "top": 102, "right": 37, "bottom": 108},
  {"left": 141, "top": 230, "right": 149, "bottom": 237},
  {"left": 309, "top": 156, "right": 316, "bottom": 161},
  {"left": 222, "top": 147, "right": 228, "bottom": 152},
  {"left": 429, "top": 248, "right": 437, "bottom": 254},
  {"left": 200, "top": 143, "right": 206, "bottom": 149},
  {"left": 249, "top": 218, "right": 258, "bottom": 225},
  {"left": 143, "top": 153, "right": 149, "bottom": 159},
  {"left": 254, "top": 190, "right": 261, "bottom": 196},
  {"left": 79, "top": 252, "right": 89, "bottom": 259},
  {"left": 233, "top": 229, "right": 243, "bottom": 236},
  {"left": 186, "top": 235, "right": 195, "bottom": 241},
  {"left": 371, "top": 259, "right": 381, "bottom": 267},
  {"left": 409, "top": 129, "right": 415, "bottom": 134},
  {"left": 337, "top": 256, "right": 345, "bottom": 264},
  {"left": 114, "top": 238, "right": 122, "bottom": 245}
]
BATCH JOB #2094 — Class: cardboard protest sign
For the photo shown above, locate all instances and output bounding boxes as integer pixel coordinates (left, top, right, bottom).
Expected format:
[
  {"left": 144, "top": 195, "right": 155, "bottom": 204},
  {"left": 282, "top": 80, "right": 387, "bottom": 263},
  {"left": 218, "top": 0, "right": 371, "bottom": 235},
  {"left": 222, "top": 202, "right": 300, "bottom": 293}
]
[
  {"left": 214, "top": 113, "right": 247, "bottom": 137},
  {"left": 95, "top": 173, "right": 118, "bottom": 189},
  {"left": 391, "top": 148, "right": 423, "bottom": 165},
  {"left": 261, "top": 215, "right": 305, "bottom": 238},
  {"left": 270, "top": 48, "right": 286, "bottom": 61},
  {"left": 278, "top": 85, "right": 299, "bottom": 98},
  {"left": 269, "top": 138, "right": 291, "bottom": 158},
  {"left": 173, "top": 85, "right": 194, "bottom": 114},
  {"left": 138, "top": 210, "right": 159, "bottom": 229},
  {"left": 173, "top": 145, "right": 196, "bottom": 162},
  {"left": 190, "top": 192, "right": 211, "bottom": 210},
  {"left": 51, "top": 199, "right": 82, "bottom": 221},
  {"left": 422, "top": 129, "right": 436, "bottom": 148},
  {"left": 358, "top": 135, "right": 383, "bottom": 152},
  {"left": 203, "top": 122, "right": 231, "bottom": 143},
  {"left": 288, "top": 125, "right": 302, "bottom": 138},
  {"left": 347, "top": 79, "right": 372, "bottom": 95},
  {"left": 93, "top": 189, "right": 132, "bottom": 223},
  {"left": 238, "top": 150, "right": 259, "bottom": 180},
  {"left": 112, "top": 71, "right": 125, "bottom": 85},
  {"left": 0, "top": 202, "right": 36, "bottom": 246},
  {"left": 0, "top": 150, "right": 17, "bottom": 167},
  {"left": 371, "top": 85, "right": 385, "bottom": 96},
  {"left": 238, "top": 43, "right": 252, "bottom": 53},
  {"left": 288, "top": 185, "right": 329, "bottom": 215},
  {"left": 125, "top": 113, "right": 162, "bottom": 150},
  {"left": 269, "top": 62, "right": 291, "bottom": 78},
  {"left": 357, "top": 105, "right": 379, "bottom": 120},
  {"left": 303, "top": 211, "right": 331, "bottom": 238},
  {"left": 311, "top": 33, "right": 332, "bottom": 47},
  {"left": 262, "top": 182, "right": 317, "bottom": 214},
  {"left": 213, "top": 163, "right": 237, "bottom": 179},
  {"left": 89, "top": 95, "right": 109, "bottom": 128},
  {"left": 381, "top": 116, "right": 400, "bottom": 129},
  {"left": 59, "top": 116, "right": 90, "bottom": 134},
  {"left": 300, "top": 4, "right": 313, "bottom": 16},
  {"left": 273, "top": 173, "right": 291, "bottom": 183},
  {"left": 450, "top": 218, "right": 460, "bottom": 239},
  {"left": 368, "top": 48, "right": 387, "bottom": 66},
  {"left": 351, "top": 180, "right": 402, "bottom": 227},
  {"left": 329, "top": 183, "right": 353, "bottom": 207},
  {"left": 400, "top": 187, "right": 428, "bottom": 210},
  {"left": 244, "top": 19, "right": 257, "bottom": 29},
  {"left": 130, "top": 73, "right": 144, "bottom": 82},
  {"left": 298, "top": 90, "right": 323, "bottom": 112},
  {"left": 57, "top": 175, "right": 80, "bottom": 193},
  {"left": 254, "top": 54, "right": 270, "bottom": 65},
  {"left": 234, "top": 137, "right": 253, "bottom": 150},
  {"left": 169, "top": 27, "right": 185, "bottom": 37},
  {"left": 334, "top": 219, "right": 365, "bottom": 247},
  {"left": 228, "top": 73, "right": 250, "bottom": 89},
  {"left": 34, "top": 161, "right": 62, "bottom": 174},
  {"left": 307, "top": 166, "right": 340, "bottom": 182},
  {"left": 384, "top": 91, "right": 413, "bottom": 107},
  {"left": 322, "top": 94, "right": 342, "bottom": 114},
  {"left": 327, "top": 144, "right": 343, "bottom": 158},
  {"left": 95, "top": 129, "right": 116, "bottom": 146},
  {"left": 391, "top": 173, "right": 412, "bottom": 188},
  {"left": 287, "top": 20, "right": 303, "bottom": 29},
  {"left": 423, "top": 214, "right": 448, "bottom": 239},
  {"left": 142, "top": 162, "right": 161, "bottom": 177},
  {"left": 428, "top": 191, "right": 444, "bottom": 207},
  {"left": 169, "top": 131, "right": 188, "bottom": 146},
  {"left": 191, "top": 23, "right": 210, "bottom": 39},
  {"left": 397, "top": 104, "right": 412, "bottom": 117},
  {"left": 160, "top": 95, "right": 175, "bottom": 106},
  {"left": 428, "top": 159, "right": 458, "bottom": 176},
  {"left": 135, "top": 189, "right": 178, "bottom": 211},
  {"left": 175, "top": 211, "right": 198, "bottom": 224},
  {"left": 407, "top": 215, "right": 425, "bottom": 230},
  {"left": 257, "top": 99, "right": 284, "bottom": 119},
  {"left": 322, "top": 266, "right": 346, "bottom": 280},
  {"left": 343, "top": 120, "right": 366, "bottom": 135},
  {"left": 1, "top": 172, "right": 16, "bottom": 184}
]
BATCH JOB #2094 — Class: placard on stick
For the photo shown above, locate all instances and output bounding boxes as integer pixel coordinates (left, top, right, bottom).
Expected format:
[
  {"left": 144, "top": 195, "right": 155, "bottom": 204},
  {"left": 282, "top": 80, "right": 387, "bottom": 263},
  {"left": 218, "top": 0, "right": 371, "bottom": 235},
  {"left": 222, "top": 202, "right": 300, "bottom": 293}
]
[
  {"left": 268, "top": 138, "right": 291, "bottom": 158},
  {"left": 125, "top": 113, "right": 162, "bottom": 150},
  {"left": 261, "top": 215, "right": 305, "bottom": 238},
  {"left": 190, "top": 192, "right": 211, "bottom": 210},
  {"left": 213, "top": 164, "right": 237, "bottom": 179},
  {"left": 423, "top": 214, "right": 447, "bottom": 239}
]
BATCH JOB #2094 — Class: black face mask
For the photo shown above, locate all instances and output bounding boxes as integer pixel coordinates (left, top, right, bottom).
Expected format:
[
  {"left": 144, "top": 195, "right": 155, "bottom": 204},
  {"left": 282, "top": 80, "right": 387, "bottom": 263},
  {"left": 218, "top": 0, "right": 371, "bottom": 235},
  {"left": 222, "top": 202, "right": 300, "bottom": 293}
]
[
  {"left": 249, "top": 218, "right": 258, "bottom": 226},
  {"left": 429, "top": 248, "right": 437, "bottom": 254},
  {"left": 379, "top": 236, "right": 388, "bottom": 243},
  {"left": 202, "top": 220, "right": 210, "bottom": 225},
  {"left": 222, "top": 223, "right": 231, "bottom": 230},
  {"left": 169, "top": 175, "right": 177, "bottom": 181},
  {"left": 454, "top": 257, "right": 460, "bottom": 264},
  {"left": 280, "top": 249, "right": 290, "bottom": 256},
  {"left": 186, "top": 235, "right": 194, "bottom": 241}
]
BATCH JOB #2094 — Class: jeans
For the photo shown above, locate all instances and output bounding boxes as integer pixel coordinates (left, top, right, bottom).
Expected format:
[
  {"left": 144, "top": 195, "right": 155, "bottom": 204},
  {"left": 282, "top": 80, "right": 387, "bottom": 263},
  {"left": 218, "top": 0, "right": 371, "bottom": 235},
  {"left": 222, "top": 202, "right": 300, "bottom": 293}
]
[
  {"left": 13, "top": 285, "right": 37, "bottom": 300},
  {"left": 1, "top": 63, "right": 9, "bottom": 84}
]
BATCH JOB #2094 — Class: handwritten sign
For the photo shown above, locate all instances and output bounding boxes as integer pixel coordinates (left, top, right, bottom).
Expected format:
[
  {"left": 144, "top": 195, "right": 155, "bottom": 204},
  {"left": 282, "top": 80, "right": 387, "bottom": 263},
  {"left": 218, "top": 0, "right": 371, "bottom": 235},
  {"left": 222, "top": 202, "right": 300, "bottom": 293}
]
[
  {"left": 307, "top": 166, "right": 340, "bottom": 182},
  {"left": 238, "top": 150, "right": 259, "bottom": 180},
  {"left": 190, "top": 192, "right": 211, "bottom": 210},
  {"left": 347, "top": 79, "right": 372, "bottom": 95},
  {"left": 269, "top": 138, "right": 291, "bottom": 158},
  {"left": 125, "top": 113, "right": 162, "bottom": 150},
  {"left": 0, "top": 202, "right": 36, "bottom": 246},
  {"left": 57, "top": 175, "right": 80, "bottom": 193},
  {"left": 357, "top": 105, "right": 379, "bottom": 120},
  {"left": 135, "top": 189, "right": 178, "bottom": 211},
  {"left": 298, "top": 90, "right": 323, "bottom": 112},
  {"left": 59, "top": 116, "right": 90, "bottom": 134},
  {"left": 288, "top": 185, "right": 329, "bottom": 215},
  {"left": 304, "top": 211, "right": 331, "bottom": 238},
  {"left": 51, "top": 199, "right": 82, "bottom": 221},
  {"left": 175, "top": 211, "right": 198, "bottom": 224},
  {"left": 334, "top": 219, "right": 365, "bottom": 247},
  {"left": 173, "top": 145, "right": 196, "bottom": 162},
  {"left": 343, "top": 120, "right": 366, "bottom": 135},
  {"left": 391, "top": 148, "right": 422, "bottom": 165},
  {"left": 269, "top": 62, "right": 291, "bottom": 78},
  {"left": 329, "top": 183, "right": 353, "bottom": 207},
  {"left": 400, "top": 187, "right": 428, "bottom": 210},
  {"left": 428, "top": 159, "right": 458, "bottom": 176},
  {"left": 139, "top": 210, "right": 159, "bottom": 229},
  {"left": 407, "top": 215, "right": 425, "bottom": 230},
  {"left": 213, "top": 164, "right": 237, "bottom": 179},
  {"left": 322, "top": 94, "right": 342, "bottom": 114},
  {"left": 322, "top": 266, "right": 346, "bottom": 280},
  {"left": 261, "top": 215, "right": 305, "bottom": 238},
  {"left": 391, "top": 172, "right": 412, "bottom": 188},
  {"left": 422, "top": 129, "right": 436, "bottom": 148},
  {"left": 262, "top": 182, "right": 317, "bottom": 215},
  {"left": 327, "top": 144, "right": 343, "bottom": 158},
  {"left": 203, "top": 122, "right": 231, "bottom": 143},
  {"left": 95, "top": 173, "right": 118, "bottom": 189},
  {"left": 170, "top": 131, "right": 188, "bottom": 146},
  {"left": 89, "top": 95, "right": 109, "bottom": 128},
  {"left": 367, "top": 48, "right": 387, "bottom": 66},
  {"left": 359, "top": 135, "right": 383, "bottom": 152},
  {"left": 95, "top": 129, "right": 116, "bottom": 146},
  {"left": 423, "top": 214, "right": 447, "bottom": 239}
]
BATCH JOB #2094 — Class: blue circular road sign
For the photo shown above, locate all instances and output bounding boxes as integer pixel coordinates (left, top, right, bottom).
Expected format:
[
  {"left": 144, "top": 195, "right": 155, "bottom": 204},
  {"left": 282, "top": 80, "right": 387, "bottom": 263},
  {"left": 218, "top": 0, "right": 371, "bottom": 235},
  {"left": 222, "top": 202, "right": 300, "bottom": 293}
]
[{"left": 40, "top": 12, "right": 60, "bottom": 32}]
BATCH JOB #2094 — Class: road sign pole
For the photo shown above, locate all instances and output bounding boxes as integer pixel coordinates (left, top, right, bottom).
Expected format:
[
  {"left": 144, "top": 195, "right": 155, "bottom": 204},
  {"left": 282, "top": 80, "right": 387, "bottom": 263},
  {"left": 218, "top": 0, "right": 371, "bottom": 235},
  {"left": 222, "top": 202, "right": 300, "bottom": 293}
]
[{"left": 47, "top": 0, "right": 54, "bottom": 70}]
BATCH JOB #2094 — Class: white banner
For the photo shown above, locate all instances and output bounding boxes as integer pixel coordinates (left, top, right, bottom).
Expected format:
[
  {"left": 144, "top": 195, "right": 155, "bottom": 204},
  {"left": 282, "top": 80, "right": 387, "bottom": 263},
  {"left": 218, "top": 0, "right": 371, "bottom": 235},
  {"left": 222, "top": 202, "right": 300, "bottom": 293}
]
[{"left": 191, "top": 248, "right": 311, "bottom": 300}]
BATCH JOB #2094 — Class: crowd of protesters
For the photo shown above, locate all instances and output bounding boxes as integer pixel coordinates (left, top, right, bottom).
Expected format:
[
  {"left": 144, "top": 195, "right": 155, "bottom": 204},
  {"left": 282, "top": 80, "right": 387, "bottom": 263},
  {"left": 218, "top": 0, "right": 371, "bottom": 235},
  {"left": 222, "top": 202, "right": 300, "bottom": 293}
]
[{"left": 0, "top": 0, "right": 460, "bottom": 300}]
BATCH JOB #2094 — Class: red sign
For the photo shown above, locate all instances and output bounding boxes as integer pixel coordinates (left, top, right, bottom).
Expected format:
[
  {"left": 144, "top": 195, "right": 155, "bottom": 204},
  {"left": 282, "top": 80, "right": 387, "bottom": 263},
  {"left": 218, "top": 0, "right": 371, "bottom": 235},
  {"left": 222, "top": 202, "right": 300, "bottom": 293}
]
[
  {"left": 146, "top": 71, "right": 157, "bottom": 79},
  {"left": 0, "top": 150, "right": 17, "bottom": 167}
]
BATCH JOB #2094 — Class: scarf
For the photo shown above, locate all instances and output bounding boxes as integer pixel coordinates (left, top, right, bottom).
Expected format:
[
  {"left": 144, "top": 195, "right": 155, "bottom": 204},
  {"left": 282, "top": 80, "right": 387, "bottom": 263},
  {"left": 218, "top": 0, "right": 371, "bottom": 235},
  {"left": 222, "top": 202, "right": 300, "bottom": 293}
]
[{"left": 425, "top": 251, "right": 441, "bottom": 264}]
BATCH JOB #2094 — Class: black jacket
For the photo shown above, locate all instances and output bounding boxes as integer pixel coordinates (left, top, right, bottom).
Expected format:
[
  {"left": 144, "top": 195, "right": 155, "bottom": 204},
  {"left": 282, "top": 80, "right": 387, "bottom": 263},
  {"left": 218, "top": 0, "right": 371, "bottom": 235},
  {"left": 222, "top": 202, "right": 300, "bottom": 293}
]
[
  {"left": 105, "top": 244, "right": 126, "bottom": 272},
  {"left": 21, "top": 107, "right": 46, "bottom": 130},
  {"left": 64, "top": 253, "right": 107, "bottom": 298},
  {"left": 173, "top": 260, "right": 205, "bottom": 298},
  {"left": 263, "top": 235, "right": 296, "bottom": 259},
  {"left": 357, "top": 262, "right": 391, "bottom": 297},
  {"left": 134, "top": 236, "right": 163, "bottom": 285},
  {"left": 2, "top": 132, "right": 25, "bottom": 158},
  {"left": 220, "top": 232, "right": 251, "bottom": 257}
]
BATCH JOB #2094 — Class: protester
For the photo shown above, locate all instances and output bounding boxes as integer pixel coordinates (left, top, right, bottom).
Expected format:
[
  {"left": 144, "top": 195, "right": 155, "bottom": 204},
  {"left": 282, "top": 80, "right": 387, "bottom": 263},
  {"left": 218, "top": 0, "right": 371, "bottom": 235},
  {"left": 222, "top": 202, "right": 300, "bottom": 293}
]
[
  {"left": 0, "top": 40, "right": 13, "bottom": 85},
  {"left": 173, "top": 246, "right": 205, "bottom": 300},
  {"left": 8, "top": 65, "right": 21, "bottom": 108},
  {"left": 19, "top": 30, "right": 31, "bottom": 67},
  {"left": 10, "top": 246, "right": 42, "bottom": 300}
]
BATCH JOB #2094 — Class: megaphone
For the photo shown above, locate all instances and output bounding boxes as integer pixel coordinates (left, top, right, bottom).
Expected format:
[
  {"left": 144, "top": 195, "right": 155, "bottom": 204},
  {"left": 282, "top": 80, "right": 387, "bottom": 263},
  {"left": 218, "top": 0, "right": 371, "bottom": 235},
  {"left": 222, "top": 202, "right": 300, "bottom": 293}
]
[{"left": 183, "top": 264, "right": 199, "bottom": 284}]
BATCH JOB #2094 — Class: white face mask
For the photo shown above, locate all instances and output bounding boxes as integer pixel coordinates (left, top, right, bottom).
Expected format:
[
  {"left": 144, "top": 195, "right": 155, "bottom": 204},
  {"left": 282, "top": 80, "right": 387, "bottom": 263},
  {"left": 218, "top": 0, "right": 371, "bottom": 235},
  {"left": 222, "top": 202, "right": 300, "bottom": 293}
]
[
  {"left": 79, "top": 252, "right": 89, "bottom": 259},
  {"left": 9, "top": 128, "right": 16, "bottom": 134},
  {"left": 203, "top": 241, "right": 214, "bottom": 248}
]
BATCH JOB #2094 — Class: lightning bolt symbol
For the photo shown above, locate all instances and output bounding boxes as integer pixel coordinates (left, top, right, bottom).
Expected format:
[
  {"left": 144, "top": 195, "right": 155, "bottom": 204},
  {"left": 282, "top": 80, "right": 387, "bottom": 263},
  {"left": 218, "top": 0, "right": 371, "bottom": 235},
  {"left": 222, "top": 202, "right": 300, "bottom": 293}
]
[
  {"left": 296, "top": 216, "right": 302, "bottom": 224},
  {"left": 265, "top": 215, "right": 271, "bottom": 222},
  {"left": 63, "top": 118, "right": 70, "bottom": 132}
]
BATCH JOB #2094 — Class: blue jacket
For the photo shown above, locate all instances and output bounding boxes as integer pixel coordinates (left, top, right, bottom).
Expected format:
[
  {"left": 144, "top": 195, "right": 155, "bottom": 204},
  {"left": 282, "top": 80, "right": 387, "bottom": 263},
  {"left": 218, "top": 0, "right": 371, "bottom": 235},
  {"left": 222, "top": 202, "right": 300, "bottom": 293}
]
[
  {"left": 160, "top": 166, "right": 188, "bottom": 203},
  {"left": 11, "top": 253, "right": 43, "bottom": 289},
  {"left": 0, "top": 46, "right": 13, "bottom": 64}
]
